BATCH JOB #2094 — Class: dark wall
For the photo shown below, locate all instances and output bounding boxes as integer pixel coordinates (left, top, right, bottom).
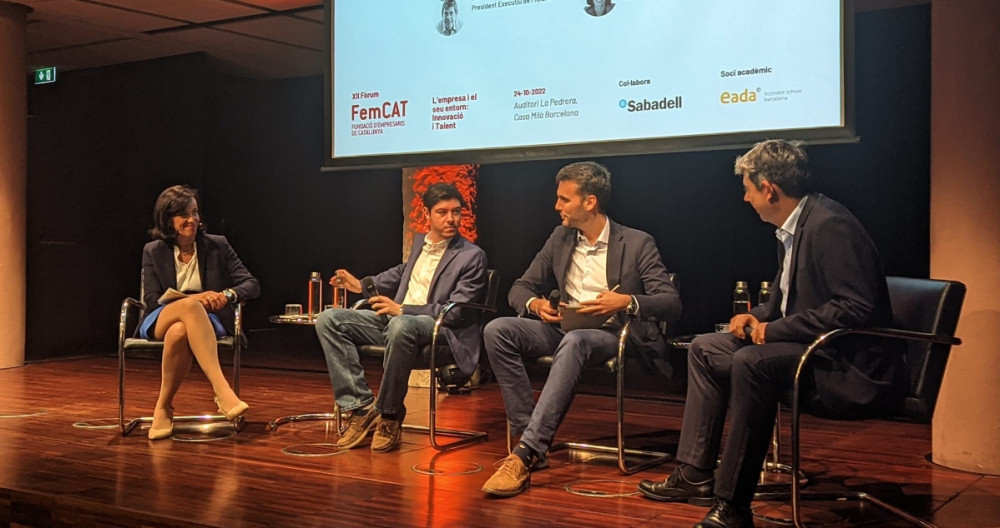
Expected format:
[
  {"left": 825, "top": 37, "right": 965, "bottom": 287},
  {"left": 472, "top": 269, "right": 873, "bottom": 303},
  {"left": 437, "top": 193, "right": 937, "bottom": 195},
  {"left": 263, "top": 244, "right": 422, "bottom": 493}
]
[
  {"left": 24, "top": 7, "right": 930, "bottom": 360},
  {"left": 27, "top": 54, "right": 213, "bottom": 358}
]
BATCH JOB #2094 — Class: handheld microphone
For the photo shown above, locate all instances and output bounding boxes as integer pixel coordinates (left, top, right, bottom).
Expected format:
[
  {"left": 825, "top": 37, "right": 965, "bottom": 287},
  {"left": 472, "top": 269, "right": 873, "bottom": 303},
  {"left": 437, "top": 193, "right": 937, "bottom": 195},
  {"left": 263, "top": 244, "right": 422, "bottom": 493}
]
[
  {"left": 361, "top": 276, "right": 380, "bottom": 298},
  {"left": 548, "top": 290, "right": 561, "bottom": 310},
  {"left": 742, "top": 326, "right": 756, "bottom": 341},
  {"left": 361, "top": 277, "right": 387, "bottom": 322}
]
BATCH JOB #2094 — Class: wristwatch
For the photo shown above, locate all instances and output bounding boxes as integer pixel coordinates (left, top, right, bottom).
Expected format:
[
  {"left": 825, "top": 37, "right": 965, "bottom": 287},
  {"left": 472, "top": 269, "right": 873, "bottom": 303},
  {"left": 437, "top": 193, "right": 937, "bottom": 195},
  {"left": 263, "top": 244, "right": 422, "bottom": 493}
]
[
  {"left": 223, "top": 289, "right": 237, "bottom": 304},
  {"left": 625, "top": 296, "right": 638, "bottom": 316}
]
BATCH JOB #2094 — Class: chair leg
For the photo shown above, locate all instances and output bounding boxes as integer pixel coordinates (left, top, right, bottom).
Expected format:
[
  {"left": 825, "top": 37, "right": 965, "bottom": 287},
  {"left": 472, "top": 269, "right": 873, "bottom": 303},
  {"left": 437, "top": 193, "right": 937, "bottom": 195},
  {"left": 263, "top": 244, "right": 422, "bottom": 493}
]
[
  {"left": 119, "top": 347, "right": 244, "bottom": 437},
  {"left": 268, "top": 401, "right": 349, "bottom": 434},
  {"left": 268, "top": 383, "right": 488, "bottom": 449},
  {"left": 268, "top": 412, "right": 345, "bottom": 432},
  {"left": 754, "top": 404, "right": 808, "bottom": 495},
  {"left": 754, "top": 372, "right": 937, "bottom": 528},
  {"left": 118, "top": 301, "right": 132, "bottom": 436},
  {"left": 613, "top": 323, "right": 671, "bottom": 474},
  {"left": 233, "top": 303, "right": 242, "bottom": 395},
  {"left": 119, "top": 338, "right": 140, "bottom": 436},
  {"left": 424, "top": 318, "right": 488, "bottom": 452},
  {"left": 551, "top": 323, "right": 673, "bottom": 474}
]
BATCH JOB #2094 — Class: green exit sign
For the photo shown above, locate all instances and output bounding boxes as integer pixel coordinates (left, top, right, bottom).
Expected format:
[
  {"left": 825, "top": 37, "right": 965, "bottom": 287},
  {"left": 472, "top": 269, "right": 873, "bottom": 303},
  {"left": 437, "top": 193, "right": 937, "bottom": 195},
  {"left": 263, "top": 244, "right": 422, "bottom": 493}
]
[{"left": 34, "top": 67, "right": 57, "bottom": 85}]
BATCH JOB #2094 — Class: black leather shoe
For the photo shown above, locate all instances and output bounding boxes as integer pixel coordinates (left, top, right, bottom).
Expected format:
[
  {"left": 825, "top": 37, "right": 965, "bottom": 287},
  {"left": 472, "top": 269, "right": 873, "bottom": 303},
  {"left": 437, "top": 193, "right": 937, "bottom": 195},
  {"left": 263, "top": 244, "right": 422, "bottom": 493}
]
[
  {"left": 694, "top": 497, "right": 753, "bottom": 528},
  {"left": 638, "top": 467, "right": 714, "bottom": 506}
]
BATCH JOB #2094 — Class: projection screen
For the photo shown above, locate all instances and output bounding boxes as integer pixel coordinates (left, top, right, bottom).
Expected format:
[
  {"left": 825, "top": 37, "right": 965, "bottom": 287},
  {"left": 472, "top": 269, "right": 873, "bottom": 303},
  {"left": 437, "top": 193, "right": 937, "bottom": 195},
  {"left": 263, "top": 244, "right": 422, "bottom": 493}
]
[{"left": 324, "top": 0, "right": 855, "bottom": 170}]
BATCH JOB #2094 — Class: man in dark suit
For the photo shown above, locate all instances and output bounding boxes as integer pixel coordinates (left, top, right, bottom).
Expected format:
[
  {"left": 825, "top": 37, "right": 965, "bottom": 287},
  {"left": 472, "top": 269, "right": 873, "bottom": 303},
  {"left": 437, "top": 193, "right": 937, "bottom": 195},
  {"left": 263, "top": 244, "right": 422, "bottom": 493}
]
[
  {"left": 481, "top": 161, "right": 681, "bottom": 497},
  {"left": 314, "top": 183, "right": 487, "bottom": 453},
  {"left": 638, "top": 140, "right": 900, "bottom": 528}
]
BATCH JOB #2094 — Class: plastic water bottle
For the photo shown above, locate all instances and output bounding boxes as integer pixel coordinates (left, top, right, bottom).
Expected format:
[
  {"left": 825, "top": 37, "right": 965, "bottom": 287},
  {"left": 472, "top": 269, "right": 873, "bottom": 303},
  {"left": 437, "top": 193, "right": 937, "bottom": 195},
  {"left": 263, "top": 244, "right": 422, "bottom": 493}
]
[
  {"left": 733, "top": 281, "right": 751, "bottom": 315},
  {"left": 758, "top": 281, "right": 772, "bottom": 306},
  {"left": 308, "top": 271, "right": 323, "bottom": 318}
]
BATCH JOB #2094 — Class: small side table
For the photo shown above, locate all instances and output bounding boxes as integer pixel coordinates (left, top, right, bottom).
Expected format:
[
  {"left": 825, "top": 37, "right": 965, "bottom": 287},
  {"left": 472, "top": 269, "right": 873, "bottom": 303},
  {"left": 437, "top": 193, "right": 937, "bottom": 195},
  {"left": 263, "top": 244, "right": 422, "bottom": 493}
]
[
  {"left": 265, "top": 314, "right": 346, "bottom": 433},
  {"left": 268, "top": 314, "right": 318, "bottom": 325}
]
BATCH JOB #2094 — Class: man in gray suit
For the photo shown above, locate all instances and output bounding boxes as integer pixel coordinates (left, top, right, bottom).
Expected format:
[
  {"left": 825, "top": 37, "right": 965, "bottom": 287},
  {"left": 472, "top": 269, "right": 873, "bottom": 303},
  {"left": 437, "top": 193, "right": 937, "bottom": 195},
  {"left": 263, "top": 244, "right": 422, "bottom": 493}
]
[
  {"left": 315, "top": 183, "right": 487, "bottom": 453},
  {"left": 481, "top": 161, "right": 681, "bottom": 497}
]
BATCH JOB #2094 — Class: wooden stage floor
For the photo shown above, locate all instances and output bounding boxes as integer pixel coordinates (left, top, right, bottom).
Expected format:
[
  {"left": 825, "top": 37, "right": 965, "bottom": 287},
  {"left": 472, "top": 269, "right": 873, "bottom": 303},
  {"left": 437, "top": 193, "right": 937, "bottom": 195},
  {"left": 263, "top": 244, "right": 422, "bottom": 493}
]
[{"left": 1, "top": 357, "right": 997, "bottom": 527}]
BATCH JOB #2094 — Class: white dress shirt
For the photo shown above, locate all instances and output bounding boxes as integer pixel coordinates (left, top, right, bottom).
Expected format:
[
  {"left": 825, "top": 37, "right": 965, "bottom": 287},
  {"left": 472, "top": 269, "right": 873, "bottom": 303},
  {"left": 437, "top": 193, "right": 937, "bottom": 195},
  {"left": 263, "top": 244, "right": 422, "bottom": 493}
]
[
  {"left": 564, "top": 218, "right": 611, "bottom": 305},
  {"left": 526, "top": 218, "right": 620, "bottom": 315},
  {"left": 775, "top": 195, "right": 809, "bottom": 316},
  {"left": 401, "top": 237, "right": 450, "bottom": 306}
]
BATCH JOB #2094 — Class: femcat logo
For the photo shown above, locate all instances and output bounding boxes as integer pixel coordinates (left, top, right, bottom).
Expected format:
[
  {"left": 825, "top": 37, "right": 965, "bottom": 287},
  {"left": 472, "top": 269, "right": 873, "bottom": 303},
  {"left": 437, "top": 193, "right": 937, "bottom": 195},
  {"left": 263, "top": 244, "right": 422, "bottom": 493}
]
[
  {"left": 351, "top": 100, "right": 408, "bottom": 120},
  {"left": 618, "top": 96, "right": 683, "bottom": 112},
  {"left": 720, "top": 88, "right": 760, "bottom": 104}
]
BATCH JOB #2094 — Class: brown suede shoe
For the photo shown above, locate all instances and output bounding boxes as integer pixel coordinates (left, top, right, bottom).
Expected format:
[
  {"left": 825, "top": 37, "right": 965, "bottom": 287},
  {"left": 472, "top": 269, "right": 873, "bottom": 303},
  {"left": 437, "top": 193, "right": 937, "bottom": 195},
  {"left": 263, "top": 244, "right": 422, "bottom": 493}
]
[
  {"left": 336, "top": 406, "right": 379, "bottom": 449},
  {"left": 370, "top": 415, "right": 403, "bottom": 453},
  {"left": 482, "top": 454, "right": 530, "bottom": 497}
]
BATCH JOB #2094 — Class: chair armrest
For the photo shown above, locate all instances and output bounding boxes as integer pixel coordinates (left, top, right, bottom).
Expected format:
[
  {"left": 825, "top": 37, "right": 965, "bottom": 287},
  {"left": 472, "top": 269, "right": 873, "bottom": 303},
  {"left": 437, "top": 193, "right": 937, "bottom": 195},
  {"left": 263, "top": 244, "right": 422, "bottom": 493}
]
[
  {"left": 792, "top": 326, "right": 962, "bottom": 410},
  {"left": 121, "top": 297, "right": 143, "bottom": 314},
  {"left": 438, "top": 301, "right": 496, "bottom": 315},
  {"left": 118, "top": 297, "right": 144, "bottom": 347},
  {"left": 807, "top": 327, "right": 961, "bottom": 351},
  {"left": 798, "top": 326, "right": 960, "bottom": 375},
  {"left": 434, "top": 301, "right": 496, "bottom": 326}
]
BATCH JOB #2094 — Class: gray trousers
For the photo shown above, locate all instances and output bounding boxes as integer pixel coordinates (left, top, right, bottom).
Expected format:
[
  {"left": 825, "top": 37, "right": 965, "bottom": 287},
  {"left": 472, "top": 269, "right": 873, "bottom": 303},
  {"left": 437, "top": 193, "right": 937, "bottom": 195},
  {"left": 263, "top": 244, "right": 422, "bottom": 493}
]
[
  {"left": 314, "top": 308, "right": 435, "bottom": 415},
  {"left": 484, "top": 317, "right": 619, "bottom": 457},
  {"left": 677, "top": 332, "right": 805, "bottom": 507}
]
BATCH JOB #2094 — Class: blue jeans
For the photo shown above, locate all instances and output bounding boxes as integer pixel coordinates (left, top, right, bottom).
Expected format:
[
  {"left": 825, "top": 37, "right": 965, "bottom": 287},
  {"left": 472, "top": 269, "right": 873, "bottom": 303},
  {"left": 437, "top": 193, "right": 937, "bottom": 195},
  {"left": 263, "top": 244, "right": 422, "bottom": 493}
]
[
  {"left": 314, "top": 308, "right": 435, "bottom": 415},
  {"left": 484, "top": 317, "right": 619, "bottom": 456}
]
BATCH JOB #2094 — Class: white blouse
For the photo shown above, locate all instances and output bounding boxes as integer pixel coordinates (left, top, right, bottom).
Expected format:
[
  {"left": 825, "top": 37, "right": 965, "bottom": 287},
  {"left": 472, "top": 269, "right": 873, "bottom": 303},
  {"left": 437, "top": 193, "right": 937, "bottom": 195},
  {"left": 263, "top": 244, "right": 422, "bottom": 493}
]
[{"left": 173, "top": 245, "right": 203, "bottom": 293}]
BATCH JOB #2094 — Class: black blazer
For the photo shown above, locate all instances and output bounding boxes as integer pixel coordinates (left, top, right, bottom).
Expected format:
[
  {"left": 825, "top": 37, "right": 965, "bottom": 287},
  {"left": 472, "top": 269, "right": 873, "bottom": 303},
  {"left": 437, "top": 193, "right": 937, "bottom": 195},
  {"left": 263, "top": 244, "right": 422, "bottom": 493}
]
[
  {"left": 750, "top": 194, "right": 902, "bottom": 415},
  {"left": 141, "top": 233, "right": 260, "bottom": 335}
]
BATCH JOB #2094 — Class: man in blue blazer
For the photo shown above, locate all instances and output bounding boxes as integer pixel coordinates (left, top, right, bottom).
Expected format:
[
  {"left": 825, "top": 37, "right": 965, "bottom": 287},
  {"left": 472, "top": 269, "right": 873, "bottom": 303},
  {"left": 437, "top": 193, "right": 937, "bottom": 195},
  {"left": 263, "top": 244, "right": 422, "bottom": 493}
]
[
  {"left": 315, "top": 183, "right": 487, "bottom": 453},
  {"left": 639, "top": 140, "right": 900, "bottom": 528},
  {"left": 481, "top": 161, "right": 681, "bottom": 497}
]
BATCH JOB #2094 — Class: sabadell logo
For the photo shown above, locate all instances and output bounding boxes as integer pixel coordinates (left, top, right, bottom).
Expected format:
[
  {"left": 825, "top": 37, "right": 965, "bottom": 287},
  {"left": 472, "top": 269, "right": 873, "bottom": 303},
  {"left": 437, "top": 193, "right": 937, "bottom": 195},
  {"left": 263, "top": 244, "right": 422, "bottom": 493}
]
[{"left": 618, "top": 96, "right": 683, "bottom": 112}]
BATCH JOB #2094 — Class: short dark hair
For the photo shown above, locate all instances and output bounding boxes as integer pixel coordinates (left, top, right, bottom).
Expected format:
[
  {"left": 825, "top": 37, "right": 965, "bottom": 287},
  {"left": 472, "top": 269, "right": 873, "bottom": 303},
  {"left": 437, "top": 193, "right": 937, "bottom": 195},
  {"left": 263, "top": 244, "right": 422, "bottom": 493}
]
[
  {"left": 442, "top": 0, "right": 458, "bottom": 16},
  {"left": 735, "top": 139, "right": 812, "bottom": 198},
  {"left": 422, "top": 182, "right": 466, "bottom": 210},
  {"left": 149, "top": 185, "right": 201, "bottom": 241},
  {"left": 555, "top": 161, "right": 611, "bottom": 213}
]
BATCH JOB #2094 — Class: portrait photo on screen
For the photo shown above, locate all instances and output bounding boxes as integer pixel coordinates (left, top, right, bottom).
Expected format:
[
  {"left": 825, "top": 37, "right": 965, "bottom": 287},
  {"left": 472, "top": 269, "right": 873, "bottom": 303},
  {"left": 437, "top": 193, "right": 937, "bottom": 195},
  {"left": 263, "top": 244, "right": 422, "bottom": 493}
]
[
  {"left": 437, "top": 0, "right": 462, "bottom": 36},
  {"left": 585, "top": 0, "right": 615, "bottom": 18}
]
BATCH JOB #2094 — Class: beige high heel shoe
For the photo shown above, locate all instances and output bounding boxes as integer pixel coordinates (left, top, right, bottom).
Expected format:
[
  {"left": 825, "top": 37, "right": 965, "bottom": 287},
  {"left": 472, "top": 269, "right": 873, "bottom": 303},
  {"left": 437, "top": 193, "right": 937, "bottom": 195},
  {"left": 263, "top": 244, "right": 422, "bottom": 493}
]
[
  {"left": 148, "top": 407, "right": 174, "bottom": 440},
  {"left": 215, "top": 397, "right": 249, "bottom": 421}
]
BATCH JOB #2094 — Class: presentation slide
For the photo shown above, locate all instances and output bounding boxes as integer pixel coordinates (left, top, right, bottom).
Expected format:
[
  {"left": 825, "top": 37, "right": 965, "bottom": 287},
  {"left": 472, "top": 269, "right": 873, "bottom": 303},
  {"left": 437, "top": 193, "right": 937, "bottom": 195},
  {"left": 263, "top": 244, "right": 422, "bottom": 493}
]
[{"left": 330, "top": 0, "right": 845, "bottom": 162}]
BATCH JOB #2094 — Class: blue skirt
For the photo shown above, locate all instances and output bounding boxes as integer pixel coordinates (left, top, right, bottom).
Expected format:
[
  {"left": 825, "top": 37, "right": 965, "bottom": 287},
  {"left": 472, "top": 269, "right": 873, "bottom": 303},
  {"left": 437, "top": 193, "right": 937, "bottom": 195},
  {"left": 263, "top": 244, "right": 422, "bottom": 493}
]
[{"left": 139, "top": 304, "right": 227, "bottom": 340}]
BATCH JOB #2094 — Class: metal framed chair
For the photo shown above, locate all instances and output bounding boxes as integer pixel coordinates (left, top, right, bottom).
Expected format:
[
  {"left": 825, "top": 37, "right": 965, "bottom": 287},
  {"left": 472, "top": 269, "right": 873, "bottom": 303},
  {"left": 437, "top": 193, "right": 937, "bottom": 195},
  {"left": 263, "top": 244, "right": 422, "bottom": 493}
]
[
  {"left": 755, "top": 276, "right": 966, "bottom": 528},
  {"left": 507, "top": 273, "right": 679, "bottom": 475},
  {"left": 117, "top": 287, "right": 245, "bottom": 437},
  {"left": 269, "top": 269, "right": 499, "bottom": 452}
]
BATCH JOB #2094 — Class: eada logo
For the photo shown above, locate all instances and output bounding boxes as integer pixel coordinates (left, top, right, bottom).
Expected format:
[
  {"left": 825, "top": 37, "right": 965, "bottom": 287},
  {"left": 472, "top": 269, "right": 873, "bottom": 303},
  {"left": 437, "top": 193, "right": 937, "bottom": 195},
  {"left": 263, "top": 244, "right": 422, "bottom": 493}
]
[{"left": 720, "top": 88, "right": 760, "bottom": 104}]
